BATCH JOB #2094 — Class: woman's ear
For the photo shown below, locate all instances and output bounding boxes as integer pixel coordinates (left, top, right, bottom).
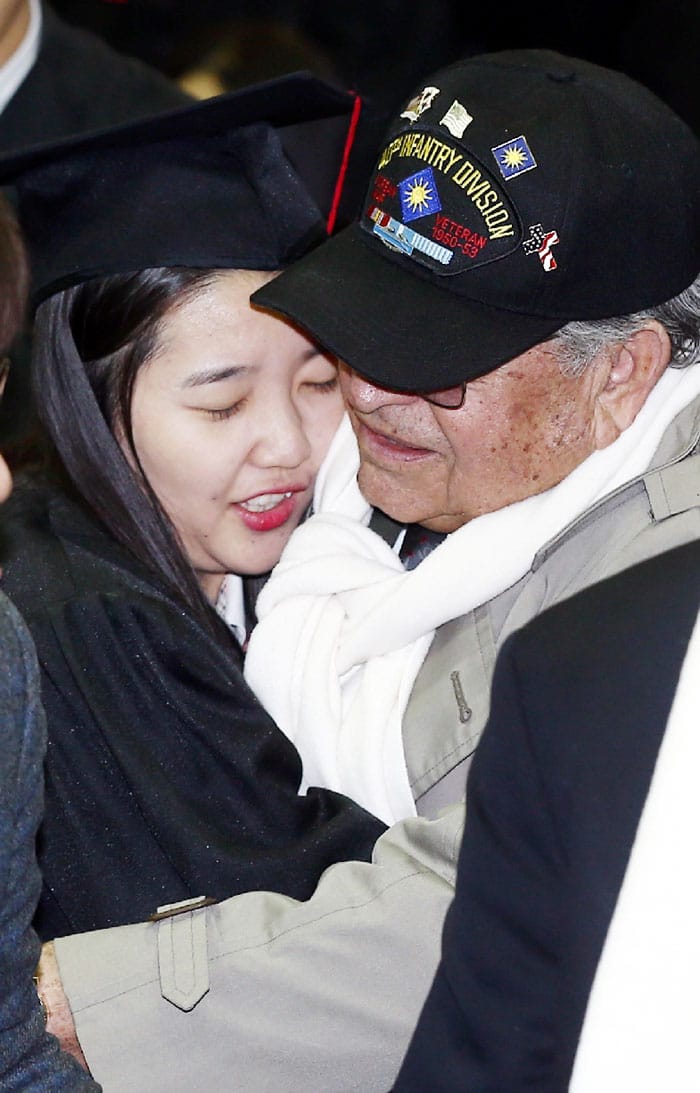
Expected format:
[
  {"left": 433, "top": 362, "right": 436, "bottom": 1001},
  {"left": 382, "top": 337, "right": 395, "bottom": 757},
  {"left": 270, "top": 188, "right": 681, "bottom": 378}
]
[{"left": 592, "top": 321, "right": 672, "bottom": 450}]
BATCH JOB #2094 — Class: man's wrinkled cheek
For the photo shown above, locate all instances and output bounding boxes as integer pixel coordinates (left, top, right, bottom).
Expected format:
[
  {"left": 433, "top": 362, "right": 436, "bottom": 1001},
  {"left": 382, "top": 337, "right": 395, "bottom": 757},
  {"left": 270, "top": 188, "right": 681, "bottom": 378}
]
[{"left": 357, "top": 457, "right": 448, "bottom": 527}]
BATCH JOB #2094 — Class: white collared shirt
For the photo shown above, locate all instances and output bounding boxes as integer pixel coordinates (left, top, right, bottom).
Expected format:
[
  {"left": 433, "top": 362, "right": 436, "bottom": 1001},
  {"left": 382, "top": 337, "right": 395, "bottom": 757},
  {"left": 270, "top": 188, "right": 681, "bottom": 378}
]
[{"left": 0, "top": 0, "right": 41, "bottom": 115}]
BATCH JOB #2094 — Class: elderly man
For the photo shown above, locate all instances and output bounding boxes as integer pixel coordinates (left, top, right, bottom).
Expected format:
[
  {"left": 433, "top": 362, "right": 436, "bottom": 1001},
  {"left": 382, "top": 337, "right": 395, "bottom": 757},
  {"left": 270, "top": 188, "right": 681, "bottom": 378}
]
[{"left": 43, "top": 49, "right": 700, "bottom": 1091}]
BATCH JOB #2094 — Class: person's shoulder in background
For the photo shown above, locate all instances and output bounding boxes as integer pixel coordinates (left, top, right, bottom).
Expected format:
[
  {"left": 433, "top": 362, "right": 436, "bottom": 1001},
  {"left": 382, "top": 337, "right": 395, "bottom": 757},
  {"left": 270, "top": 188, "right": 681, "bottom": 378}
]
[
  {"left": 0, "top": 588, "right": 99, "bottom": 1089},
  {"left": 0, "top": 0, "right": 189, "bottom": 152}
]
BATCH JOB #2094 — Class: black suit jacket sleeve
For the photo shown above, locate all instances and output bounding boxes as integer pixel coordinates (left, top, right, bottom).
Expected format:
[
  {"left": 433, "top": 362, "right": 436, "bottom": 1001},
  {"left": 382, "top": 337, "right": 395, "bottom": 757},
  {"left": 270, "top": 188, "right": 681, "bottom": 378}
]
[{"left": 396, "top": 540, "right": 700, "bottom": 1091}]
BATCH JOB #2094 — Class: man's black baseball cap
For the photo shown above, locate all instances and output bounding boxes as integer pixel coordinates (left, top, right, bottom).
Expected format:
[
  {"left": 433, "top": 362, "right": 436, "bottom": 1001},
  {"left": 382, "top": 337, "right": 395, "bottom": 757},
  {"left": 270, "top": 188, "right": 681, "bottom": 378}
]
[
  {"left": 0, "top": 71, "right": 364, "bottom": 305},
  {"left": 254, "top": 50, "right": 700, "bottom": 391}
]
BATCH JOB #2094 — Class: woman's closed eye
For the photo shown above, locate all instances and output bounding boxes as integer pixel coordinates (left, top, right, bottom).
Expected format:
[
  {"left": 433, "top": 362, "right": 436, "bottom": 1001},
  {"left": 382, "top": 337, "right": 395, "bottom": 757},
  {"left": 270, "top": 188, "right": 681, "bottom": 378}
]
[
  {"left": 303, "top": 376, "right": 339, "bottom": 394},
  {"left": 202, "top": 399, "right": 247, "bottom": 421}
]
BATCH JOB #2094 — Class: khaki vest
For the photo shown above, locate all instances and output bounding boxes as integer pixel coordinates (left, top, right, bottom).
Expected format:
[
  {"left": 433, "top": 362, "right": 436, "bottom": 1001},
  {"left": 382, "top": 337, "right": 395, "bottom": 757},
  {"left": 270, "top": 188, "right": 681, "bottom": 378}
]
[{"left": 372, "top": 441, "right": 700, "bottom": 818}]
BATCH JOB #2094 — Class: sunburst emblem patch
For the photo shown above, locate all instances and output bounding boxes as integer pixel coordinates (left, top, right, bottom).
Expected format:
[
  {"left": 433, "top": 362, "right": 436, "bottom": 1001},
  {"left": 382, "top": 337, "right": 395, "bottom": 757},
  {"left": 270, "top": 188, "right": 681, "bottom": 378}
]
[
  {"left": 399, "top": 166, "right": 442, "bottom": 223},
  {"left": 491, "top": 134, "right": 537, "bottom": 180}
]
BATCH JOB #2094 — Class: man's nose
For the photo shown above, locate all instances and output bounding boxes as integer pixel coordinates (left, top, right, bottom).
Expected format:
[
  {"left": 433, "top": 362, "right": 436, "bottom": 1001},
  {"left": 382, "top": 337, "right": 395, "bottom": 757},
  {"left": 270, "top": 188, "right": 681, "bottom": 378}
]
[{"left": 339, "top": 364, "right": 417, "bottom": 411}]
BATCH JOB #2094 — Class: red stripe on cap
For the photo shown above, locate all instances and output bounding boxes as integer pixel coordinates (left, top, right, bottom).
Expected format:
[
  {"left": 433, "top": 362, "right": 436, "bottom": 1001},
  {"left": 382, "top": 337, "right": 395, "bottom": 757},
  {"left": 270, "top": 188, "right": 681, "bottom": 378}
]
[{"left": 326, "top": 91, "right": 362, "bottom": 236}]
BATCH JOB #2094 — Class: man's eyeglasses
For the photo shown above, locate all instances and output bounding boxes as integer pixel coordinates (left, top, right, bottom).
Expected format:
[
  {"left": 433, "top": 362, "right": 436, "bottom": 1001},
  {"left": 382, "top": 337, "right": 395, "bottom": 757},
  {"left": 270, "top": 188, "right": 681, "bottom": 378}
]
[{"left": 417, "top": 381, "right": 467, "bottom": 410}]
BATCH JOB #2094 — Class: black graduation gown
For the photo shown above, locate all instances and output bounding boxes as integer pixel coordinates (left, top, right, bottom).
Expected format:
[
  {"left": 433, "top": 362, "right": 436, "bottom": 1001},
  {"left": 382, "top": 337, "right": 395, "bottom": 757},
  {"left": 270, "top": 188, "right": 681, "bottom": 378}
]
[{"left": 0, "top": 482, "right": 385, "bottom": 939}]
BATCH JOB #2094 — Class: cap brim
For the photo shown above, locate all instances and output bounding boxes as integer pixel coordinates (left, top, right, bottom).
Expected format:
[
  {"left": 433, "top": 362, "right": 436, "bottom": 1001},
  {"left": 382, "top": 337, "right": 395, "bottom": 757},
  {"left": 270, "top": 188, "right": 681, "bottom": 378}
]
[{"left": 253, "top": 225, "right": 567, "bottom": 389}]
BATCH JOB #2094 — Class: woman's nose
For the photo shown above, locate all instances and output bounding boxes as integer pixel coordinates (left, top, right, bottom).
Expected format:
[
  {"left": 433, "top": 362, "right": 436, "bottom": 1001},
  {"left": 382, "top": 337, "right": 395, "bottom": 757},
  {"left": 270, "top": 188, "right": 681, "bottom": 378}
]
[{"left": 252, "top": 403, "right": 311, "bottom": 469}]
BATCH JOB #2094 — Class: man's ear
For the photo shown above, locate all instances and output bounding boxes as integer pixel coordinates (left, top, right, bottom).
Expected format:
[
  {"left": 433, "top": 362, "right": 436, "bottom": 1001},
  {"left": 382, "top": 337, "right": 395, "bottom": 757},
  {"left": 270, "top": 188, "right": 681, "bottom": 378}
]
[{"left": 592, "top": 321, "right": 671, "bottom": 450}]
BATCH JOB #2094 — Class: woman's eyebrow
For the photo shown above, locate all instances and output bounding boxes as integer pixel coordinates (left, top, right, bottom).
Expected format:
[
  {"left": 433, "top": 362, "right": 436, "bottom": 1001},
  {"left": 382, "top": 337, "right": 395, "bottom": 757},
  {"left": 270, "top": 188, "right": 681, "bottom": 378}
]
[
  {"left": 303, "top": 345, "right": 330, "bottom": 362},
  {"left": 181, "top": 364, "right": 253, "bottom": 388}
]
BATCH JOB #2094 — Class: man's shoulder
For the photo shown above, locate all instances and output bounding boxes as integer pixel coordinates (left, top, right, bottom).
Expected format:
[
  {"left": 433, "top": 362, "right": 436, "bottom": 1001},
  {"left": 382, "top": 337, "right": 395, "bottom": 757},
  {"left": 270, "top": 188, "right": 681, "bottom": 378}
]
[
  {"left": 0, "top": 3, "right": 188, "bottom": 150},
  {"left": 38, "top": 5, "right": 187, "bottom": 105},
  {"left": 521, "top": 538, "right": 700, "bottom": 655},
  {"left": 498, "top": 440, "right": 700, "bottom": 641}
]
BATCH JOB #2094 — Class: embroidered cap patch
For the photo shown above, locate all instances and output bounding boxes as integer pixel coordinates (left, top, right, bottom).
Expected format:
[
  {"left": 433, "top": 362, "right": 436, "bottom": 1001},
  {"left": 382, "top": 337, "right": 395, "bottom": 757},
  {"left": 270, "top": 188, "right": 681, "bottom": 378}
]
[
  {"left": 399, "top": 167, "right": 442, "bottom": 222},
  {"left": 400, "top": 86, "right": 440, "bottom": 123},
  {"left": 491, "top": 135, "right": 537, "bottom": 180},
  {"left": 522, "top": 222, "right": 559, "bottom": 270},
  {"left": 440, "top": 100, "right": 473, "bottom": 138},
  {"left": 363, "top": 125, "right": 520, "bottom": 276}
]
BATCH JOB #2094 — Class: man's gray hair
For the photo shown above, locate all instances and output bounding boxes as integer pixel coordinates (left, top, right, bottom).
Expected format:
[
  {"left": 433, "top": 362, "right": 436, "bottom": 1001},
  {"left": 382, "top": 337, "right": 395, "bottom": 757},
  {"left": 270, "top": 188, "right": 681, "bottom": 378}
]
[{"left": 550, "top": 271, "right": 700, "bottom": 376}]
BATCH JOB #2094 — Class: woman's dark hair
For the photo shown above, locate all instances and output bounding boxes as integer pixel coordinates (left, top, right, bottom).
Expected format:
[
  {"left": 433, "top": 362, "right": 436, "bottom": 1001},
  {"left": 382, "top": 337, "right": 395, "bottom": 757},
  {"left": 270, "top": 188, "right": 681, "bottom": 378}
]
[{"left": 32, "top": 266, "right": 237, "bottom": 643}]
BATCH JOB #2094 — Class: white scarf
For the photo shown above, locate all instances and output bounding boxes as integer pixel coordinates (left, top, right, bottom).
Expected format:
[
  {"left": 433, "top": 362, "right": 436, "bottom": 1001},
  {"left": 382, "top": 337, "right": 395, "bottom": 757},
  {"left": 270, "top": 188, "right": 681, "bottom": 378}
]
[
  {"left": 243, "top": 366, "right": 700, "bottom": 824},
  {"left": 569, "top": 609, "right": 700, "bottom": 1092}
]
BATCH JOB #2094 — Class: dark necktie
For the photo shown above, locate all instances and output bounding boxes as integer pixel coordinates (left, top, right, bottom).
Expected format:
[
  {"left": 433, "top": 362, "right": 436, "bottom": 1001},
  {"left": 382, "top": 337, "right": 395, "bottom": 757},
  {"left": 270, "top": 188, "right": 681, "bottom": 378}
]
[{"left": 399, "top": 523, "right": 446, "bottom": 570}]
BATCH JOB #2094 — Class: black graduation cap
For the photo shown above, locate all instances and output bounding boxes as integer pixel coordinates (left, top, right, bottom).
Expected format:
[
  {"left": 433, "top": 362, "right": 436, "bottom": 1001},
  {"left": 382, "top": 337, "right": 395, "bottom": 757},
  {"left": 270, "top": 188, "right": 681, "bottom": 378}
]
[{"left": 0, "top": 71, "right": 364, "bottom": 304}]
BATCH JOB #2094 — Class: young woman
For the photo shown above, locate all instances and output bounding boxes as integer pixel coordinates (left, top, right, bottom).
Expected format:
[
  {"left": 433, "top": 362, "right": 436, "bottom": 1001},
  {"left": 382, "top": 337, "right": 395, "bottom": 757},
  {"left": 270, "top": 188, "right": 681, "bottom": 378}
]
[{"left": 0, "top": 75, "right": 385, "bottom": 940}]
